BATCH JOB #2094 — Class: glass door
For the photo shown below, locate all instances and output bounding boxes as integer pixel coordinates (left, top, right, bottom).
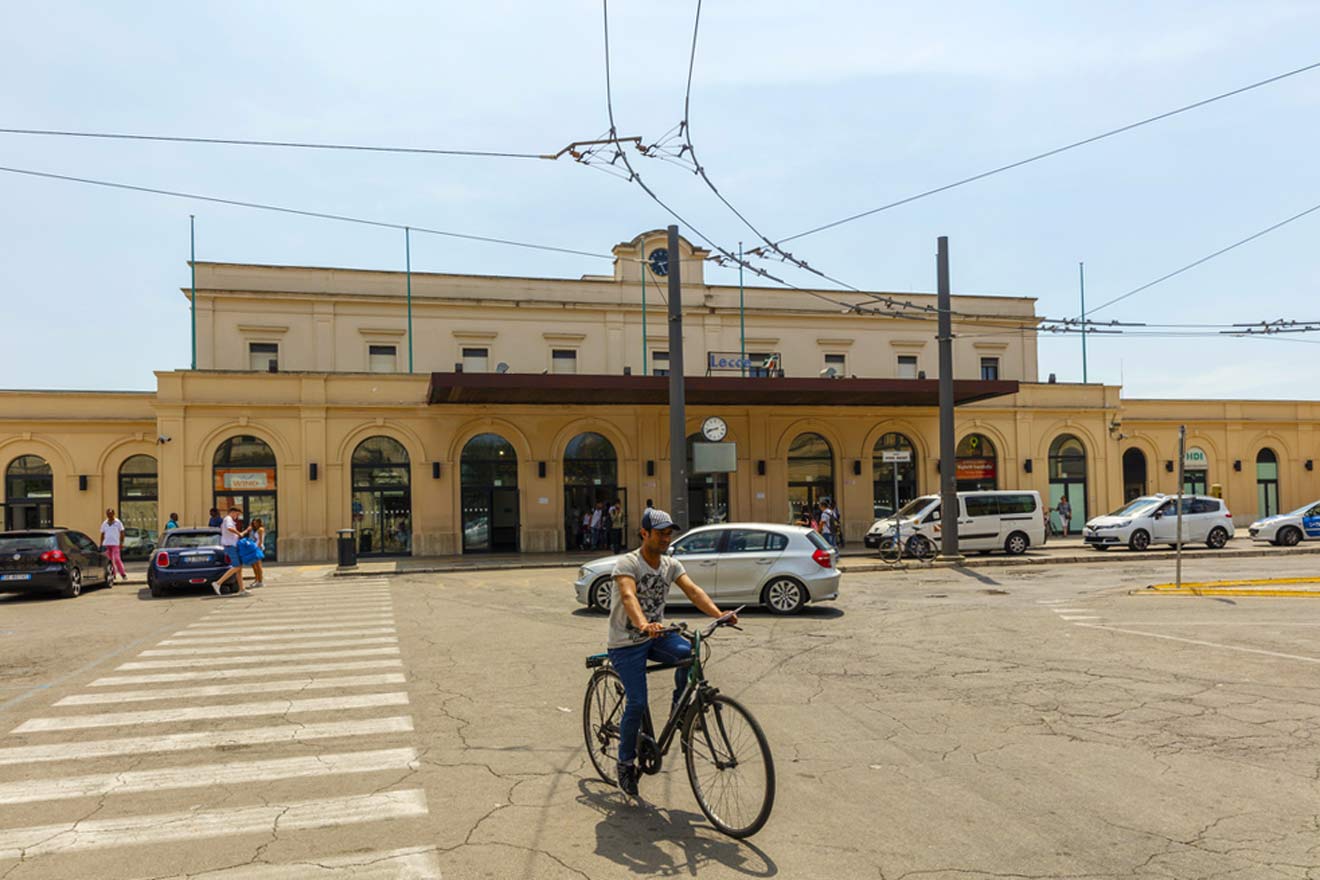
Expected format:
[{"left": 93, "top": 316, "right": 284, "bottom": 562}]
[
  {"left": 462, "top": 488, "right": 492, "bottom": 553},
  {"left": 214, "top": 492, "right": 278, "bottom": 560}
]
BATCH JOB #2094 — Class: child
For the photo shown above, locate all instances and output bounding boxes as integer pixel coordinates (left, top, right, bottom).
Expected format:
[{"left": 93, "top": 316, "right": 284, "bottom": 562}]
[{"left": 246, "top": 517, "right": 267, "bottom": 588}]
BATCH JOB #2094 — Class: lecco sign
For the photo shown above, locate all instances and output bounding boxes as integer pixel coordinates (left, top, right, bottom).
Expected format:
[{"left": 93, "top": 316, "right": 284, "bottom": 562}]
[{"left": 707, "top": 351, "right": 779, "bottom": 372}]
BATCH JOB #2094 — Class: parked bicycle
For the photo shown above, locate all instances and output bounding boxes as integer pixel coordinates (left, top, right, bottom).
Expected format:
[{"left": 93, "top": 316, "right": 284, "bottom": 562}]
[
  {"left": 877, "top": 533, "right": 937, "bottom": 566},
  {"left": 582, "top": 608, "right": 776, "bottom": 838}
]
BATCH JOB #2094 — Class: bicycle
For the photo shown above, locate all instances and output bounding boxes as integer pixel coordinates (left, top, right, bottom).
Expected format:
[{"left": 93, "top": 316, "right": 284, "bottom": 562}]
[
  {"left": 581, "top": 608, "right": 776, "bottom": 838},
  {"left": 877, "top": 532, "right": 937, "bottom": 566}
]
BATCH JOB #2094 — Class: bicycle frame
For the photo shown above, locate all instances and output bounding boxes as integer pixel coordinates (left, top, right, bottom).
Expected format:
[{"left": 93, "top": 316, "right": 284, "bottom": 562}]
[{"left": 637, "top": 629, "right": 717, "bottom": 768}]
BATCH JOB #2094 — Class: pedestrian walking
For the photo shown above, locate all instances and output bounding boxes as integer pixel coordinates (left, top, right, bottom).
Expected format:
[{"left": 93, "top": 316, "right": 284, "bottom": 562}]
[
  {"left": 1056, "top": 496, "right": 1073, "bottom": 537},
  {"left": 580, "top": 510, "right": 592, "bottom": 550},
  {"left": 165, "top": 512, "right": 179, "bottom": 530},
  {"left": 611, "top": 498, "right": 626, "bottom": 552},
  {"left": 590, "top": 502, "right": 605, "bottom": 550},
  {"left": 207, "top": 508, "right": 223, "bottom": 528},
  {"left": 794, "top": 505, "right": 812, "bottom": 528},
  {"left": 212, "top": 505, "right": 251, "bottom": 596},
  {"left": 818, "top": 500, "right": 837, "bottom": 548},
  {"left": 99, "top": 508, "right": 128, "bottom": 581},
  {"left": 246, "top": 517, "right": 267, "bottom": 588},
  {"left": 829, "top": 499, "right": 844, "bottom": 548}
]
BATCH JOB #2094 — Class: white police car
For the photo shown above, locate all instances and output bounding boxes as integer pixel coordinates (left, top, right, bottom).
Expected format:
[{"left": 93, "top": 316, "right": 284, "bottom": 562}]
[{"left": 1248, "top": 500, "right": 1320, "bottom": 546}]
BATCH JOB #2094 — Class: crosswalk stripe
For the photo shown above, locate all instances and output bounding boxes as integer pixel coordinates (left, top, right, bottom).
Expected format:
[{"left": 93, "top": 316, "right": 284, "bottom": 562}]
[
  {"left": 92, "top": 659, "right": 404, "bottom": 686},
  {"left": 161, "top": 627, "right": 396, "bottom": 645},
  {"left": 0, "top": 716, "right": 414, "bottom": 766},
  {"left": 224, "top": 590, "right": 392, "bottom": 600},
  {"left": 184, "top": 616, "right": 395, "bottom": 633},
  {"left": 0, "top": 747, "right": 418, "bottom": 805},
  {"left": 204, "top": 602, "right": 395, "bottom": 618},
  {"left": 0, "top": 789, "right": 428, "bottom": 859},
  {"left": 120, "top": 646, "right": 400, "bottom": 669},
  {"left": 141, "top": 637, "right": 398, "bottom": 656},
  {"left": 1061, "top": 616, "right": 1101, "bottom": 621},
  {"left": 13, "top": 692, "right": 410, "bottom": 733},
  {"left": 128, "top": 846, "right": 442, "bottom": 880},
  {"left": 199, "top": 607, "right": 395, "bottom": 624},
  {"left": 56, "top": 673, "right": 407, "bottom": 705}
]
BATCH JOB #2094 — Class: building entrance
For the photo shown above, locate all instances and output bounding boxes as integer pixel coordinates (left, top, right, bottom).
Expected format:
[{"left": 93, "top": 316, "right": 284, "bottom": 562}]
[
  {"left": 213, "top": 492, "right": 278, "bottom": 559},
  {"left": 4, "top": 455, "right": 53, "bottom": 531},
  {"left": 460, "top": 433, "right": 519, "bottom": 553},
  {"left": 213, "top": 435, "right": 278, "bottom": 560}
]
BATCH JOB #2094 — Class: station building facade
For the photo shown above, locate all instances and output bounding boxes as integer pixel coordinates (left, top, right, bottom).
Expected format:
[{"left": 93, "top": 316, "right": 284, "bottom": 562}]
[{"left": 2, "top": 230, "right": 1316, "bottom": 561}]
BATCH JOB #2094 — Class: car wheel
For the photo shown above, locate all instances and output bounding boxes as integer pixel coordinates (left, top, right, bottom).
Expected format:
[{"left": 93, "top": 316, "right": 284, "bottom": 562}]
[
  {"left": 149, "top": 581, "right": 165, "bottom": 598},
  {"left": 589, "top": 577, "right": 612, "bottom": 614},
  {"left": 1128, "top": 530, "right": 1151, "bottom": 552},
  {"left": 62, "top": 567, "right": 82, "bottom": 599},
  {"left": 1004, "top": 532, "right": 1029, "bottom": 556},
  {"left": 1206, "top": 527, "right": 1229, "bottom": 550},
  {"left": 763, "top": 577, "right": 805, "bottom": 615},
  {"left": 1278, "top": 526, "right": 1302, "bottom": 547}
]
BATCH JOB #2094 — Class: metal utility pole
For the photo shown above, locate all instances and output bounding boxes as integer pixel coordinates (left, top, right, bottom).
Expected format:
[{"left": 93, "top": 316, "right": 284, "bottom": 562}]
[
  {"left": 1175, "top": 424, "right": 1186, "bottom": 589},
  {"left": 738, "top": 241, "right": 746, "bottom": 378},
  {"left": 189, "top": 215, "right": 196, "bottom": 370},
  {"left": 666, "top": 225, "right": 689, "bottom": 530},
  {"left": 936, "top": 236, "right": 962, "bottom": 562},
  {"left": 641, "top": 258, "right": 647, "bottom": 375},
  {"left": 1079, "top": 261, "right": 1088, "bottom": 383},
  {"left": 405, "top": 227, "right": 414, "bottom": 373}
]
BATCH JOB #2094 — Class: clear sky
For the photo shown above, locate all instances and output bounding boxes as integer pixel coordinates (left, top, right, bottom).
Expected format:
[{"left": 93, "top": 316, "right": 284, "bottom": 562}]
[{"left": 2, "top": 1, "right": 1318, "bottom": 398}]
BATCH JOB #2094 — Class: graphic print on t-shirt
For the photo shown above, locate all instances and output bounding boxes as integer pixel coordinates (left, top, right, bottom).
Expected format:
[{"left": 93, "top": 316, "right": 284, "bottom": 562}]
[{"left": 627, "top": 569, "right": 669, "bottom": 635}]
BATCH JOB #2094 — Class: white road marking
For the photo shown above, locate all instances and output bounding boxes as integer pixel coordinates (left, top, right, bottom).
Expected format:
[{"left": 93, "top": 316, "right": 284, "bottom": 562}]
[
  {"left": 161, "top": 627, "right": 396, "bottom": 645},
  {"left": 92, "top": 659, "right": 403, "bottom": 686},
  {"left": 1075, "top": 623, "right": 1320, "bottom": 664},
  {"left": 0, "top": 789, "right": 428, "bottom": 859},
  {"left": 129, "top": 846, "right": 442, "bottom": 880},
  {"left": 1060, "top": 616, "right": 1101, "bottom": 621},
  {"left": 184, "top": 616, "right": 395, "bottom": 633},
  {"left": 0, "top": 716, "right": 414, "bottom": 766},
  {"left": 199, "top": 606, "right": 395, "bottom": 624},
  {"left": 140, "top": 637, "right": 398, "bottom": 656},
  {"left": 13, "top": 692, "right": 410, "bottom": 732},
  {"left": 1050, "top": 609, "right": 1089, "bottom": 613},
  {"left": 119, "top": 646, "right": 400, "bottom": 669},
  {"left": 1035, "top": 599, "right": 1068, "bottom": 604},
  {"left": 56, "top": 673, "right": 406, "bottom": 705},
  {"left": 0, "top": 747, "right": 418, "bottom": 805}
]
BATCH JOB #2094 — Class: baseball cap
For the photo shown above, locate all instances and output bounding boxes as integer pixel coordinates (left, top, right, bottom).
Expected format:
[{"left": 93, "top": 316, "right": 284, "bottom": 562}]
[{"left": 641, "top": 508, "right": 679, "bottom": 532}]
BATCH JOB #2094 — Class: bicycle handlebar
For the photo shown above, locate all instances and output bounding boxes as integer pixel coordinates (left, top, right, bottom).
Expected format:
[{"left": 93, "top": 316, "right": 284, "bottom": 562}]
[{"left": 658, "top": 606, "right": 746, "bottom": 640}]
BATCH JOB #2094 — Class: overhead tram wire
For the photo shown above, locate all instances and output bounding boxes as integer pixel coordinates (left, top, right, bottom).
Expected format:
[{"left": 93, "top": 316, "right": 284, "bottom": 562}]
[
  {"left": 0, "top": 164, "right": 616, "bottom": 261},
  {"left": 773, "top": 59, "right": 1320, "bottom": 246}
]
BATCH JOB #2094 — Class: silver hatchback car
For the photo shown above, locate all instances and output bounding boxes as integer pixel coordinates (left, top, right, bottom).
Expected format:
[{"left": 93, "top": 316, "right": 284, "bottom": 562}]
[{"left": 573, "top": 522, "right": 840, "bottom": 616}]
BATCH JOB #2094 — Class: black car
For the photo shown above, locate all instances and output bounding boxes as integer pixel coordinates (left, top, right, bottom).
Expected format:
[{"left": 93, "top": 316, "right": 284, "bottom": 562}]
[
  {"left": 148, "top": 528, "right": 230, "bottom": 597},
  {"left": 0, "top": 529, "right": 115, "bottom": 599}
]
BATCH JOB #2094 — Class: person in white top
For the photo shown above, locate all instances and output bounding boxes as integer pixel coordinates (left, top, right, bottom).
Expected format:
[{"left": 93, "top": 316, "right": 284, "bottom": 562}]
[
  {"left": 211, "top": 505, "right": 251, "bottom": 597},
  {"left": 99, "top": 509, "right": 127, "bottom": 580}
]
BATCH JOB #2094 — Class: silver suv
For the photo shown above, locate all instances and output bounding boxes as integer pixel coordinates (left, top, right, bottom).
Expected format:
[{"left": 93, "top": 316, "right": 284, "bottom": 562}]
[
  {"left": 1083, "top": 494, "right": 1235, "bottom": 551},
  {"left": 574, "top": 523, "right": 840, "bottom": 615}
]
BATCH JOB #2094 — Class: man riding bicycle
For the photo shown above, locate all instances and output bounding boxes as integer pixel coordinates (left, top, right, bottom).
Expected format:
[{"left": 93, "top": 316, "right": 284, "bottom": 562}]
[{"left": 608, "top": 508, "right": 737, "bottom": 798}]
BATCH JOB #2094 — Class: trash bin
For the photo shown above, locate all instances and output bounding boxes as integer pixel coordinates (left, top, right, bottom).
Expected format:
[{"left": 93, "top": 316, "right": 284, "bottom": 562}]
[{"left": 337, "top": 528, "right": 357, "bottom": 568}]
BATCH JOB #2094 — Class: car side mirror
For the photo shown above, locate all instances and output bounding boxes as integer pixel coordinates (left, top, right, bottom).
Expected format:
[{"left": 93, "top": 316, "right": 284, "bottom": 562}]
[{"left": 1153, "top": 511, "right": 1162, "bottom": 519}]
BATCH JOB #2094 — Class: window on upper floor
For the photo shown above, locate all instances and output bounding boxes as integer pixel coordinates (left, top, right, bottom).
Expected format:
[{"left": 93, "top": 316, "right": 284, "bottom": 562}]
[
  {"left": 980, "top": 357, "right": 1000, "bottom": 381},
  {"left": 462, "top": 347, "right": 489, "bottom": 373},
  {"left": 897, "top": 355, "right": 918, "bottom": 379},
  {"left": 652, "top": 350, "right": 669, "bottom": 377},
  {"left": 368, "top": 344, "right": 397, "bottom": 373},
  {"left": 248, "top": 342, "right": 279, "bottom": 371},
  {"left": 552, "top": 349, "right": 577, "bottom": 374},
  {"left": 824, "top": 353, "right": 846, "bottom": 377}
]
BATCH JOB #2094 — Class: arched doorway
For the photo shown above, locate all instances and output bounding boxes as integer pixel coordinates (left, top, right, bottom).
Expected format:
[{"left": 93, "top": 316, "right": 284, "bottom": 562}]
[
  {"left": 955, "top": 434, "right": 997, "bottom": 492},
  {"left": 687, "top": 433, "right": 730, "bottom": 527},
  {"left": 872, "top": 432, "right": 917, "bottom": 518},
  {"left": 1048, "top": 435, "right": 1087, "bottom": 533},
  {"left": 4, "top": 455, "right": 53, "bottom": 530},
  {"left": 563, "top": 432, "right": 620, "bottom": 551},
  {"left": 787, "top": 433, "right": 834, "bottom": 522},
  {"left": 118, "top": 454, "right": 158, "bottom": 560},
  {"left": 1122, "top": 448, "right": 1147, "bottom": 501},
  {"left": 1256, "top": 448, "right": 1279, "bottom": 519},
  {"left": 213, "top": 436, "right": 278, "bottom": 560},
  {"left": 461, "top": 433, "right": 519, "bottom": 553},
  {"left": 352, "top": 437, "right": 411, "bottom": 557},
  {"left": 1183, "top": 446, "right": 1209, "bottom": 496}
]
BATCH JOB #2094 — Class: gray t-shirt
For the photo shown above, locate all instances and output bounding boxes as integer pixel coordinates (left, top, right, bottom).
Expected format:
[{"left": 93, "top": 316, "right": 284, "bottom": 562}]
[{"left": 608, "top": 550, "right": 687, "bottom": 649}]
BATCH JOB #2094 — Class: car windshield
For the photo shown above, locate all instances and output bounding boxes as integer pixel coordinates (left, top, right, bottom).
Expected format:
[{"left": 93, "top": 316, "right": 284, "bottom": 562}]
[
  {"left": 163, "top": 532, "right": 222, "bottom": 549},
  {"left": 0, "top": 534, "right": 57, "bottom": 553},
  {"left": 895, "top": 497, "right": 937, "bottom": 519},
  {"left": 1106, "top": 498, "right": 1161, "bottom": 518}
]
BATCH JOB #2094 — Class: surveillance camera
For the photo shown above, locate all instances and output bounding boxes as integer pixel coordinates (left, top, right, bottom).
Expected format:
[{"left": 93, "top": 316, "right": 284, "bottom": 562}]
[{"left": 157, "top": 435, "right": 172, "bottom": 444}]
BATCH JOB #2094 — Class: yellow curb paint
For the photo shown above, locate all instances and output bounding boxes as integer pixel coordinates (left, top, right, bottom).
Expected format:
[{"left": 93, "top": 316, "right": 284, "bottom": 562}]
[
  {"left": 1136, "top": 588, "right": 1320, "bottom": 598},
  {"left": 1146, "top": 576, "right": 1320, "bottom": 590}
]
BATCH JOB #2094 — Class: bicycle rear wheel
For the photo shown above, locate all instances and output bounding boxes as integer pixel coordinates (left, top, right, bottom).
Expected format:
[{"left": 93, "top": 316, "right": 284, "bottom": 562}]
[
  {"left": 583, "top": 667, "right": 626, "bottom": 786},
  {"left": 683, "top": 694, "right": 775, "bottom": 838}
]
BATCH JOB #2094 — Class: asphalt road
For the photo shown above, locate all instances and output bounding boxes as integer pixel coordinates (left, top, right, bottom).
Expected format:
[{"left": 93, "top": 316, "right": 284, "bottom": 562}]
[{"left": 1, "top": 555, "right": 1318, "bottom": 879}]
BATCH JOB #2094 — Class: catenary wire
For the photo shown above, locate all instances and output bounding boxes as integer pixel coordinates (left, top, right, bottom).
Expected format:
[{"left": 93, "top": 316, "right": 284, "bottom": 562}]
[
  {"left": 0, "top": 127, "right": 553, "bottom": 160},
  {"left": 776, "top": 59, "right": 1320, "bottom": 245}
]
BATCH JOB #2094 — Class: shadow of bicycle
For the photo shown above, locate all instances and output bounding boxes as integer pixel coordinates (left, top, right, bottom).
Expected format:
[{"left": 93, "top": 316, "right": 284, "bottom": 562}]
[{"left": 577, "top": 778, "right": 778, "bottom": 877}]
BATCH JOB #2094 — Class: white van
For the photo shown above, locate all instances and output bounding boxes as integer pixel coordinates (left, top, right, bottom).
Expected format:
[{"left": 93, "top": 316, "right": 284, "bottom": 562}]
[{"left": 865, "top": 490, "right": 1045, "bottom": 556}]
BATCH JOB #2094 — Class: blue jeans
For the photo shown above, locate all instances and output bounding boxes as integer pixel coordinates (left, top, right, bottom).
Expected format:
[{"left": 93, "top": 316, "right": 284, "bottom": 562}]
[{"left": 608, "top": 631, "right": 692, "bottom": 765}]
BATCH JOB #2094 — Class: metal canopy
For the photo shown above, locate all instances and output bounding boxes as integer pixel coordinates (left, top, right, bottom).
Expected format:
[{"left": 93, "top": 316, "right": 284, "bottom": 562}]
[{"left": 426, "top": 373, "right": 1018, "bottom": 407}]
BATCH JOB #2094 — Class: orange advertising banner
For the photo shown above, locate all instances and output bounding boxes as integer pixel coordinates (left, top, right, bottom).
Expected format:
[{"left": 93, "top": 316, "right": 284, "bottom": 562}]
[{"left": 213, "top": 468, "right": 276, "bottom": 492}]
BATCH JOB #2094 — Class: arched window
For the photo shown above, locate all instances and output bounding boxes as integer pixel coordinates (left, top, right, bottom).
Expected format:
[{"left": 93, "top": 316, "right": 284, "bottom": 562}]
[
  {"left": 1122, "top": 448, "right": 1147, "bottom": 502},
  {"left": 352, "top": 437, "right": 411, "bottom": 556},
  {"left": 213, "top": 436, "right": 278, "bottom": 559},
  {"left": 787, "top": 432, "right": 834, "bottom": 522},
  {"left": 4, "top": 455, "right": 53, "bottom": 530},
  {"left": 872, "top": 432, "right": 917, "bottom": 518},
  {"left": 955, "top": 434, "right": 997, "bottom": 492},
  {"left": 461, "top": 434, "right": 518, "bottom": 553},
  {"left": 1047, "top": 435, "right": 1087, "bottom": 533},
  {"left": 563, "top": 433, "right": 621, "bottom": 551},
  {"left": 118, "top": 455, "right": 158, "bottom": 560},
  {"left": 1256, "top": 448, "right": 1279, "bottom": 519}
]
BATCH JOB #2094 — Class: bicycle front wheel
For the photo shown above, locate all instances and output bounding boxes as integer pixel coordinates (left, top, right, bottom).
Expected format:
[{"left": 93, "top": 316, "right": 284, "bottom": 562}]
[
  {"left": 583, "top": 667, "right": 626, "bottom": 786},
  {"left": 684, "top": 694, "right": 776, "bottom": 838}
]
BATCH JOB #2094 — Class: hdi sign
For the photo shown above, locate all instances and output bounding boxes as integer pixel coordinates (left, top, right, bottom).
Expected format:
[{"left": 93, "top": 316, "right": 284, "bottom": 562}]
[{"left": 1183, "top": 447, "right": 1208, "bottom": 467}]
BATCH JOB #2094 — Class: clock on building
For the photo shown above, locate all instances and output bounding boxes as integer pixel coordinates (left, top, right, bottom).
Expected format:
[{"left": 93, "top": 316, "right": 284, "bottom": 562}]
[
  {"left": 648, "top": 248, "right": 669, "bottom": 277},
  {"left": 701, "top": 416, "right": 728, "bottom": 442}
]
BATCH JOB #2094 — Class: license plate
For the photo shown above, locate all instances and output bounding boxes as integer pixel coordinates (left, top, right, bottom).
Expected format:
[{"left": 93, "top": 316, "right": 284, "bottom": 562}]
[
  {"left": 1, "top": 574, "right": 32, "bottom": 581},
  {"left": 181, "top": 552, "right": 212, "bottom": 558}
]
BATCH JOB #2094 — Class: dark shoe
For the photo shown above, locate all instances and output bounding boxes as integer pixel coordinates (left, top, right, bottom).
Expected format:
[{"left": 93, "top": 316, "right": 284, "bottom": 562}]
[{"left": 616, "top": 762, "right": 639, "bottom": 798}]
